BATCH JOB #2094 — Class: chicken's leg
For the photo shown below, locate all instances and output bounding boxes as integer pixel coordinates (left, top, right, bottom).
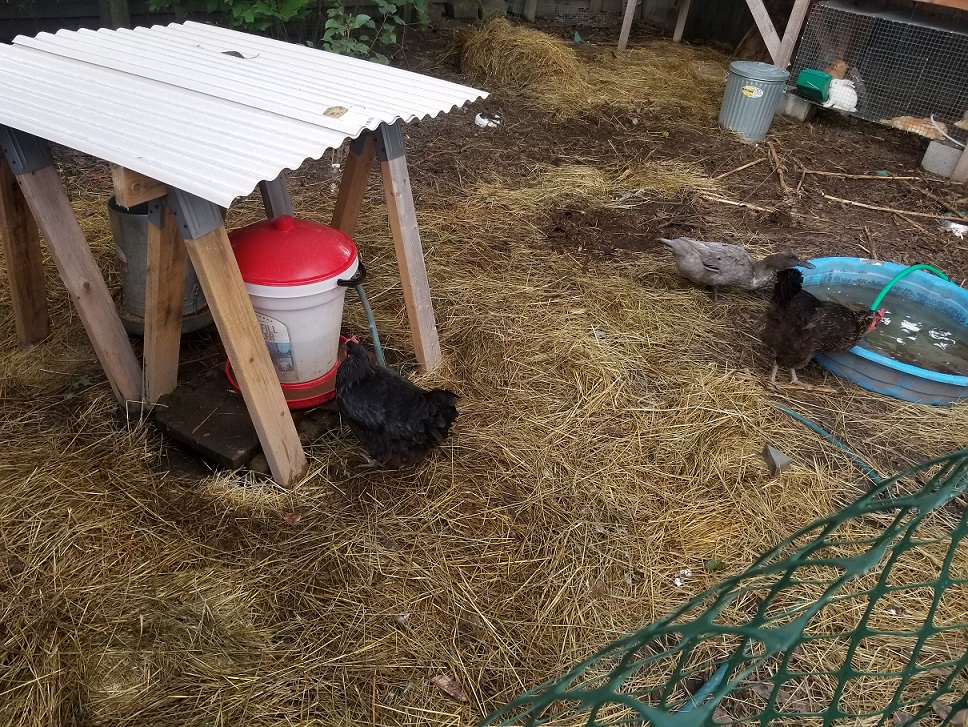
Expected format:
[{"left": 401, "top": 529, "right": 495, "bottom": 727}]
[
  {"left": 789, "top": 368, "right": 812, "bottom": 389},
  {"left": 769, "top": 362, "right": 779, "bottom": 385}
]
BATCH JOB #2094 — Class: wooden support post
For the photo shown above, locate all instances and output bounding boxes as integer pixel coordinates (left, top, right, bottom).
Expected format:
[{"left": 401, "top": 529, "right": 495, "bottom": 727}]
[
  {"left": 331, "top": 134, "right": 376, "bottom": 237},
  {"left": 775, "top": 0, "right": 812, "bottom": 69},
  {"left": 16, "top": 165, "right": 142, "bottom": 404},
  {"left": 258, "top": 172, "right": 293, "bottom": 219},
  {"left": 672, "top": 0, "right": 691, "bottom": 42},
  {"left": 745, "top": 0, "right": 781, "bottom": 63},
  {"left": 142, "top": 202, "right": 186, "bottom": 403},
  {"left": 617, "top": 0, "right": 639, "bottom": 51},
  {"left": 110, "top": 165, "right": 167, "bottom": 208},
  {"left": 0, "top": 156, "right": 49, "bottom": 346},
  {"left": 98, "top": 0, "right": 131, "bottom": 28},
  {"left": 181, "top": 225, "right": 307, "bottom": 485},
  {"left": 376, "top": 124, "right": 442, "bottom": 371},
  {"left": 523, "top": 0, "right": 538, "bottom": 22}
]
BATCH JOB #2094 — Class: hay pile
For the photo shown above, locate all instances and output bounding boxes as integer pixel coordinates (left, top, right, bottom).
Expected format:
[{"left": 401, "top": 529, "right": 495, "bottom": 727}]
[
  {"left": 1, "top": 50, "right": 967, "bottom": 727},
  {"left": 460, "top": 19, "right": 727, "bottom": 118},
  {"left": 3, "top": 154, "right": 965, "bottom": 726}
]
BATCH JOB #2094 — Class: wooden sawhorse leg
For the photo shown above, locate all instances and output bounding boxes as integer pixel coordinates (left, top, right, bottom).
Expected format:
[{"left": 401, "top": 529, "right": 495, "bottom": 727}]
[
  {"left": 167, "top": 188, "right": 307, "bottom": 486},
  {"left": 0, "top": 127, "right": 142, "bottom": 404},
  {"left": 0, "top": 154, "right": 49, "bottom": 346},
  {"left": 330, "top": 122, "right": 443, "bottom": 371}
]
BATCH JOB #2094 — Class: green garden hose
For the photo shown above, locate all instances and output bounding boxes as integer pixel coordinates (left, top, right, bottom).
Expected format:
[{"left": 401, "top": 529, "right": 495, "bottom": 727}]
[{"left": 869, "top": 264, "right": 949, "bottom": 312}]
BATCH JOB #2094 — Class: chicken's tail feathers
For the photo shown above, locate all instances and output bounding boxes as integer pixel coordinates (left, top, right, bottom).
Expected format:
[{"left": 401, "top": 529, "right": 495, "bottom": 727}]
[{"left": 773, "top": 267, "right": 804, "bottom": 305}]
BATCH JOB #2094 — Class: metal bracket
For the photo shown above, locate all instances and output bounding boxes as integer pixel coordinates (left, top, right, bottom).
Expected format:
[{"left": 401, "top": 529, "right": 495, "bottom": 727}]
[
  {"left": 258, "top": 172, "right": 293, "bottom": 218},
  {"left": 0, "top": 126, "right": 53, "bottom": 174},
  {"left": 145, "top": 199, "right": 165, "bottom": 228},
  {"left": 166, "top": 187, "right": 224, "bottom": 240},
  {"left": 349, "top": 132, "right": 370, "bottom": 156},
  {"left": 374, "top": 121, "right": 406, "bottom": 162}
]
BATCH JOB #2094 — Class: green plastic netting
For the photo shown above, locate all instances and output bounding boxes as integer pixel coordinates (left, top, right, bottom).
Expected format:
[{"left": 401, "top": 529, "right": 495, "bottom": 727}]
[{"left": 481, "top": 449, "right": 968, "bottom": 727}]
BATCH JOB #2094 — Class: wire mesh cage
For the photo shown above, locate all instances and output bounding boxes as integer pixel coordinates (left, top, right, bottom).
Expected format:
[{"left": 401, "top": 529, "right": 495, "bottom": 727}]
[
  {"left": 481, "top": 449, "right": 968, "bottom": 726},
  {"left": 791, "top": 1, "right": 968, "bottom": 146}
]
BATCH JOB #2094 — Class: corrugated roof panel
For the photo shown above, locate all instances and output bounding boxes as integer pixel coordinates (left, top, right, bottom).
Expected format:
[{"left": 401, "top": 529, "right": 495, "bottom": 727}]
[{"left": 0, "top": 21, "right": 487, "bottom": 207}]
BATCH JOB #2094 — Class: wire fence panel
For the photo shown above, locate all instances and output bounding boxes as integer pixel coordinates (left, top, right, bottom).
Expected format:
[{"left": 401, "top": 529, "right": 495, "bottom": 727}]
[
  {"left": 791, "top": 0, "right": 968, "bottom": 145},
  {"left": 482, "top": 449, "right": 968, "bottom": 727}
]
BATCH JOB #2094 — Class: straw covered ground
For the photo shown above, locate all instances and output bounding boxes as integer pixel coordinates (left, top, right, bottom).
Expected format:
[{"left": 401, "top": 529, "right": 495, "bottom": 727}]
[{"left": 1, "top": 17, "right": 967, "bottom": 727}]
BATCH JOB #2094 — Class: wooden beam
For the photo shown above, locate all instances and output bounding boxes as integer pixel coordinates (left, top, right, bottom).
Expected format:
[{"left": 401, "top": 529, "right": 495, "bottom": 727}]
[
  {"left": 98, "top": 0, "right": 130, "bottom": 28},
  {"left": 775, "top": 0, "right": 812, "bottom": 70},
  {"left": 331, "top": 134, "right": 376, "bottom": 237},
  {"left": 110, "top": 165, "right": 167, "bottom": 208},
  {"left": 914, "top": 0, "right": 968, "bottom": 9},
  {"left": 15, "top": 164, "right": 142, "bottom": 405},
  {"left": 379, "top": 153, "right": 442, "bottom": 371},
  {"left": 617, "top": 0, "right": 639, "bottom": 51},
  {"left": 745, "top": 0, "right": 781, "bottom": 63},
  {"left": 672, "top": 0, "right": 691, "bottom": 43},
  {"left": 258, "top": 172, "right": 293, "bottom": 219},
  {"left": 951, "top": 144, "right": 968, "bottom": 184},
  {"left": 0, "top": 156, "right": 49, "bottom": 346},
  {"left": 142, "top": 202, "right": 185, "bottom": 403},
  {"left": 182, "top": 226, "right": 307, "bottom": 485}
]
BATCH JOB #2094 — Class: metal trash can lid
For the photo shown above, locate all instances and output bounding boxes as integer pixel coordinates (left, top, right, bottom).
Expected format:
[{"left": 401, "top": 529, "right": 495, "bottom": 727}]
[{"left": 728, "top": 61, "right": 790, "bottom": 83}]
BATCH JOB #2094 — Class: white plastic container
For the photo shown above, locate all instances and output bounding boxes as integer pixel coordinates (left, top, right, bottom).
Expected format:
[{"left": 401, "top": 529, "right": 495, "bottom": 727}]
[{"left": 229, "top": 215, "right": 359, "bottom": 397}]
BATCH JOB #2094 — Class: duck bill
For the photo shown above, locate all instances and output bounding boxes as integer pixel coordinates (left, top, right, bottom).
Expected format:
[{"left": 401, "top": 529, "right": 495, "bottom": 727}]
[{"left": 797, "top": 260, "right": 817, "bottom": 269}]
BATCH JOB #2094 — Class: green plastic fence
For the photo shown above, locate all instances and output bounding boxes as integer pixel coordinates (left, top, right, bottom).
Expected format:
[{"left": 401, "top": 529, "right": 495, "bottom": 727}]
[{"left": 482, "top": 449, "right": 968, "bottom": 727}]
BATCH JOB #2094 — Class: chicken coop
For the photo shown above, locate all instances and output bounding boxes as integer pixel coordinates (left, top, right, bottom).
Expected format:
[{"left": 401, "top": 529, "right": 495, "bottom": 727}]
[{"left": 791, "top": 0, "right": 968, "bottom": 145}]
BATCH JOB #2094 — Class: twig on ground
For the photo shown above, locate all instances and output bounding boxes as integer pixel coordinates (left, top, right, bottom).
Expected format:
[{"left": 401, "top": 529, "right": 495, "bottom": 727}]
[
  {"left": 767, "top": 142, "right": 793, "bottom": 198},
  {"left": 819, "top": 191, "right": 965, "bottom": 220},
  {"left": 803, "top": 170, "right": 923, "bottom": 180},
  {"left": 714, "top": 158, "right": 766, "bottom": 180},
  {"left": 700, "top": 194, "right": 776, "bottom": 213}
]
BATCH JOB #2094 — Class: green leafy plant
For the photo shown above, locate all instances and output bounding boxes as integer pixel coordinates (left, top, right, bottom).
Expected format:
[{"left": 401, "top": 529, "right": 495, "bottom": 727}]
[{"left": 149, "top": 0, "right": 429, "bottom": 62}]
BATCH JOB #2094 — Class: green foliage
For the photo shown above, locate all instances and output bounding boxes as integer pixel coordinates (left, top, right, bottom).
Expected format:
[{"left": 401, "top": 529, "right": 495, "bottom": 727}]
[{"left": 148, "top": 0, "right": 430, "bottom": 63}]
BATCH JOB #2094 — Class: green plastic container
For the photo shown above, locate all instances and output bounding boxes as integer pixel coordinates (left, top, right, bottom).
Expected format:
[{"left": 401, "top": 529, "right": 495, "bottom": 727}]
[{"left": 796, "top": 69, "right": 832, "bottom": 103}]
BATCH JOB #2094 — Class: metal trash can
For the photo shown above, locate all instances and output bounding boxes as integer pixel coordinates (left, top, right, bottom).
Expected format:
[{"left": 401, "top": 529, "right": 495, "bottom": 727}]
[
  {"left": 108, "top": 196, "right": 213, "bottom": 335},
  {"left": 718, "top": 61, "right": 790, "bottom": 142}
]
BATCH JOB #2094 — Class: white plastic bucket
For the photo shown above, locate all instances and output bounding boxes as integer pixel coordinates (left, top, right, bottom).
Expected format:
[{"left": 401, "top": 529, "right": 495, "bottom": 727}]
[{"left": 243, "top": 257, "right": 359, "bottom": 384}]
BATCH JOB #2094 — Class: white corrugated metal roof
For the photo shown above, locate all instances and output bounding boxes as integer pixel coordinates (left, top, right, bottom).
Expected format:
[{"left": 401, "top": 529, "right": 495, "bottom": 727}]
[{"left": 0, "top": 21, "right": 487, "bottom": 207}]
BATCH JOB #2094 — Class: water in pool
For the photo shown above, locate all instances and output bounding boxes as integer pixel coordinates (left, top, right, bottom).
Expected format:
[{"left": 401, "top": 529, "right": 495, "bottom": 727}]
[{"left": 803, "top": 285, "right": 968, "bottom": 377}]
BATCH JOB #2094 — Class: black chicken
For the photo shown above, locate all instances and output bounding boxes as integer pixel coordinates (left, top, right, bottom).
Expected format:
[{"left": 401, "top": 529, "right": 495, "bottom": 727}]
[
  {"left": 335, "top": 341, "right": 459, "bottom": 468},
  {"left": 761, "top": 268, "right": 885, "bottom": 387}
]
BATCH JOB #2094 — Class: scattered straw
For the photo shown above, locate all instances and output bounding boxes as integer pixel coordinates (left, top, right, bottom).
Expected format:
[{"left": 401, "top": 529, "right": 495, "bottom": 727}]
[
  {"left": 0, "top": 68, "right": 965, "bottom": 727},
  {"left": 460, "top": 19, "right": 727, "bottom": 118}
]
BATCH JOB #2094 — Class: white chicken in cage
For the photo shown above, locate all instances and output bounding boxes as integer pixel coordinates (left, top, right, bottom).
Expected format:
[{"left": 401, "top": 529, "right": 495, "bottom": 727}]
[{"left": 823, "top": 78, "right": 858, "bottom": 113}]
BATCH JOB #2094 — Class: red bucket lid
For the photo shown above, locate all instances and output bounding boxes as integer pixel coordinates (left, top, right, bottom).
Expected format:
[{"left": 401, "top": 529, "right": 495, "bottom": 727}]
[{"left": 229, "top": 215, "right": 358, "bottom": 286}]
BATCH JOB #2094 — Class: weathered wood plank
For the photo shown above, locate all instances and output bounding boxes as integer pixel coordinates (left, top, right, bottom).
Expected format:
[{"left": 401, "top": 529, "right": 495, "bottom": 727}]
[
  {"left": 142, "top": 202, "right": 185, "bottom": 403},
  {"left": 617, "top": 0, "right": 639, "bottom": 51},
  {"left": 331, "top": 134, "right": 376, "bottom": 237},
  {"left": 673, "top": 0, "right": 692, "bottom": 42},
  {"left": 775, "top": 0, "right": 812, "bottom": 69},
  {"left": 182, "top": 226, "right": 307, "bottom": 485},
  {"left": 0, "top": 156, "right": 49, "bottom": 346},
  {"left": 914, "top": 0, "right": 968, "bottom": 9},
  {"left": 379, "top": 154, "right": 442, "bottom": 371},
  {"left": 110, "top": 165, "right": 167, "bottom": 208},
  {"left": 99, "top": 0, "right": 131, "bottom": 28},
  {"left": 745, "top": 0, "right": 781, "bottom": 63},
  {"left": 15, "top": 164, "right": 142, "bottom": 404}
]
